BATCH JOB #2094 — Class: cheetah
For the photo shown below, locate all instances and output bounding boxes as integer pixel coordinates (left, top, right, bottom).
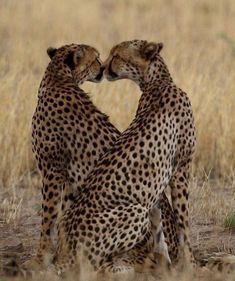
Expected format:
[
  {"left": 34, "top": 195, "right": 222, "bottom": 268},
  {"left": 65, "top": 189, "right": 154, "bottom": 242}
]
[
  {"left": 51, "top": 39, "right": 196, "bottom": 274},
  {"left": 30, "top": 43, "right": 179, "bottom": 269},
  {"left": 104, "top": 40, "right": 196, "bottom": 266},
  {"left": 31, "top": 43, "right": 120, "bottom": 266}
]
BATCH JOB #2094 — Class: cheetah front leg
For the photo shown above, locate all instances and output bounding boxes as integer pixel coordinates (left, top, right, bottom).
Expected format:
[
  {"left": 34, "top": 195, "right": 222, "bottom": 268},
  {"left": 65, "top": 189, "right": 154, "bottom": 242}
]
[
  {"left": 170, "top": 162, "right": 195, "bottom": 268},
  {"left": 24, "top": 166, "right": 69, "bottom": 269},
  {"left": 149, "top": 205, "right": 171, "bottom": 265},
  {"left": 159, "top": 191, "right": 179, "bottom": 263},
  {"left": 37, "top": 167, "right": 71, "bottom": 265}
]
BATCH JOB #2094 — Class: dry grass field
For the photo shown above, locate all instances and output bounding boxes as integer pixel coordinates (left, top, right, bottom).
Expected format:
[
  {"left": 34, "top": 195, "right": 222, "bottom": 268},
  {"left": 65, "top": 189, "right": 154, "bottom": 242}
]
[{"left": 0, "top": 0, "right": 235, "bottom": 280}]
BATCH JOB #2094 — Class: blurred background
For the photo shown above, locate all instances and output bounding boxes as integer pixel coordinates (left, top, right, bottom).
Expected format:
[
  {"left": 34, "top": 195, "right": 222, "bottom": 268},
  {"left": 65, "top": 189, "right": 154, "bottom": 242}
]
[
  {"left": 0, "top": 1, "right": 235, "bottom": 274},
  {"left": 0, "top": 0, "right": 235, "bottom": 190}
]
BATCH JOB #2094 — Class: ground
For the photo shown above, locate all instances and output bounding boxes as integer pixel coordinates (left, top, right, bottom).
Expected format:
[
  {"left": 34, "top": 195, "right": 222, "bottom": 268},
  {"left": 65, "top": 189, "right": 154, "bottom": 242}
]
[{"left": 0, "top": 174, "right": 234, "bottom": 280}]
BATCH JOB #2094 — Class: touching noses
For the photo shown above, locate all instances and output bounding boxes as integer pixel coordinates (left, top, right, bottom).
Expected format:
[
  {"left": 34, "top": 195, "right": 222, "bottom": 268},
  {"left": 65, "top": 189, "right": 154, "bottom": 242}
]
[{"left": 102, "top": 57, "right": 111, "bottom": 73}]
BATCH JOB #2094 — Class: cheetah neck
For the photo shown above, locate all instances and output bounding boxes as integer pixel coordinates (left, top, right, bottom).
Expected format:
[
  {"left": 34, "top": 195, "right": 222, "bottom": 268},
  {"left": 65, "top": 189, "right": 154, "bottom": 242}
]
[
  {"left": 140, "top": 55, "right": 172, "bottom": 91},
  {"left": 38, "top": 62, "right": 120, "bottom": 136},
  {"left": 137, "top": 56, "right": 173, "bottom": 114}
]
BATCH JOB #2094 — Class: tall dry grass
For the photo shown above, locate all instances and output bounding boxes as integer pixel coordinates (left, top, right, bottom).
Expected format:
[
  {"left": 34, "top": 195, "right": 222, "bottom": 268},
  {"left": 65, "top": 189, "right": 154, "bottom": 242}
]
[{"left": 0, "top": 0, "right": 235, "bottom": 190}]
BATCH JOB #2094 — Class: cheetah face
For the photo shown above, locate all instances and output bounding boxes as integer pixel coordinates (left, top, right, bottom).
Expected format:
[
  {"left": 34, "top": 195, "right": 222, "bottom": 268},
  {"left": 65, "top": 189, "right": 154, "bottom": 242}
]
[
  {"left": 104, "top": 40, "right": 163, "bottom": 84},
  {"left": 47, "top": 44, "right": 104, "bottom": 85}
]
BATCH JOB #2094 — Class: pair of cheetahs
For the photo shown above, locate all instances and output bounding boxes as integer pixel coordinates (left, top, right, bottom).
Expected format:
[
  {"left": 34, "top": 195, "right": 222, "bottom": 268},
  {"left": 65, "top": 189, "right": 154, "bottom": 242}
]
[{"left": 8, "top": 40, "right": 235, "bottom": 277}]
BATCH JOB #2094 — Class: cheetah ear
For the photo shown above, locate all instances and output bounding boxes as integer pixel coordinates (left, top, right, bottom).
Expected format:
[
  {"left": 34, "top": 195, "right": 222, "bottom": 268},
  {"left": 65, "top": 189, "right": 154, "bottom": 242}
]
[
  {"left": 47, "top": 47, "right": 57, "bottom": 59},
  {"left": 142, "top": 42, "right": 163, "bottom": 60},
  {"left": 64, "top": 51, "right": 75, "bottom": 70}
]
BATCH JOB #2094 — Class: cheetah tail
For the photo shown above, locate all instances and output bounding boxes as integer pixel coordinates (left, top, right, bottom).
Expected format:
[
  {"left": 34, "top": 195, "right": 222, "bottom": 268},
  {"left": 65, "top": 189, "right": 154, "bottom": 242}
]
[{"left": 199, "top": 252, "right": 235, "bottom": 274}]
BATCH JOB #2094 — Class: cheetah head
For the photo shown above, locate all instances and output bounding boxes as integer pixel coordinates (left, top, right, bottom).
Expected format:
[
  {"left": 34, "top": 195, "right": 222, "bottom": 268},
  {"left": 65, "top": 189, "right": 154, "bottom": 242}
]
[
  {"left": 104, "top": 40, "right": 163, "bottom": 84},
  {"left": 47, "top": 44, "right": 104, "bottom": 85}
]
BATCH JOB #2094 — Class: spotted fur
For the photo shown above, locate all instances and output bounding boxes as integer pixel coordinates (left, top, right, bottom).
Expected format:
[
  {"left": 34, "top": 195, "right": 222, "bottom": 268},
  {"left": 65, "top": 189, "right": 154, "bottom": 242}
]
[
  {"left": 31, "top": 43, "right": 120, "bottom": 265},
  {"left": 30, "top": 43, "right": 179, "bottom": 271},
  {"left": 104, "top": 40, "right": 196, "bottom": 267},
  {"left": 52, "top": 40, "right": 196, "bottom": 273}
]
